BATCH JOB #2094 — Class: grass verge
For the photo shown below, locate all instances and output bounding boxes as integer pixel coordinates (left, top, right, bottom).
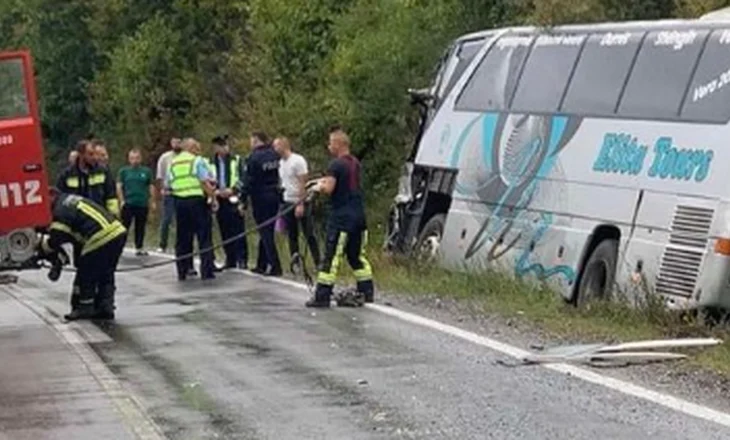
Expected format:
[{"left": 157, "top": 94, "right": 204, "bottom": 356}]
[
  {"left": 370, "top": 251, "right": 730, "bottom": 378},
  {"left": 133, "top": 211, "right": 730, "bottom": 379}
]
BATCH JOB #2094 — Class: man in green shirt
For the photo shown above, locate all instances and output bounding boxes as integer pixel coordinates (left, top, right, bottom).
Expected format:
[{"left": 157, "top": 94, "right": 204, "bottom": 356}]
[{"left": 117, "top": 148, "right": 156, "bottom": 256}]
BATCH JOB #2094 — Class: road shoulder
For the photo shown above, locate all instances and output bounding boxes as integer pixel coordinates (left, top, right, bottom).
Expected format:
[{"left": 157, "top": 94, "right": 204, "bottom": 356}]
[{"left": 0, "top": 283, "right": 164, "bottom": 440}]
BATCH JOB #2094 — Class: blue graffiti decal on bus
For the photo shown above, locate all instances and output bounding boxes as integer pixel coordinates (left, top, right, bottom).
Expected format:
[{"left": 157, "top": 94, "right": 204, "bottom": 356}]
[
  {"left": 515, "top": 213, "right": 576, "bottom": 282},
  {"left": 449, "top": 112, "right": 583, "bottom": 283},
  {"left": 593, "top": 133, "right": 714, "bottom": 182}
]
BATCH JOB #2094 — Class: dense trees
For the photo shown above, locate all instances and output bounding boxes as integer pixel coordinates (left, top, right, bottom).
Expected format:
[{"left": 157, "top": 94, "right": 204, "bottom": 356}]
[{"left": 1, "top": 0, "right": 727, "bottom": 198}]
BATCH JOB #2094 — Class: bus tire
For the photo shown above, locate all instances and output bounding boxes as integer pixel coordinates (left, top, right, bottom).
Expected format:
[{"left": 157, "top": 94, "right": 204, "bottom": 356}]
[
  {"left": 575, "top": 238, "right": 618, "bottom": 307},
  {"left": 414, "top": 214, "right": 446, "bottom": 262}
]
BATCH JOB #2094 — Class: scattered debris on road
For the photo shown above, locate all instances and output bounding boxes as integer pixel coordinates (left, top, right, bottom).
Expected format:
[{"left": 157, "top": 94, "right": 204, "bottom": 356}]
[
  {"left": 497, "top": 338, "right": 723, "bottom": 368},
  {"left": 0, "top": 274, "right": 18, "bottom": 285}
]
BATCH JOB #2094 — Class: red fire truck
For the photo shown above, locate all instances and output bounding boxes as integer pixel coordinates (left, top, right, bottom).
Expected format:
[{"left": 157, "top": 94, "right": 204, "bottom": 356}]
[{"left": 0, "top": 50, "right": 52, "bottom": 272}]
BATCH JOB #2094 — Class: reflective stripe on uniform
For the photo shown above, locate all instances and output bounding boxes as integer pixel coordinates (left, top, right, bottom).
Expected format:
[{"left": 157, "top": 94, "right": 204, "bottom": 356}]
[
  {"left": 50, "top": 221, "right": 85, "bottom": 243},
  {"left": 317, "top": 232, "right": 347, "bottom": 286},
  {"left": 77, "top": 200, "right": 111, "bottom": 229},
  {"left": 88, "top": 173, "right": 106, "bottom": 185},
  {"left": 82, "top": 221, "right": 126, "bottom": 255},
  {"left": 105, "top": 198, "right": 120, "bottom": 216},
  {"left": 353, "top": 230, "right": 372, "bottom": 282},
  {"left": 65, "top": 177, "right": 79, "bottom": 188}
]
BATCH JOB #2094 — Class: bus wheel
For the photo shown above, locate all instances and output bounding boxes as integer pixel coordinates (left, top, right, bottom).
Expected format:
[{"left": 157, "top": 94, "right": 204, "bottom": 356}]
[
  {"left": 575, "top": 239, "right": 618, "bottom": 307},
  {"left": 414, "top": 214, "right": 445, "bottom": 262}
]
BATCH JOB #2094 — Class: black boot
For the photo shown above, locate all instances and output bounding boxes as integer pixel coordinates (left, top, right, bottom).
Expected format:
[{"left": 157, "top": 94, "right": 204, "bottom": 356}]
[
  {"left": 357, "top": 279, "right": 375, "bottom": 303},
  {"left": 94, "top": 284, "right": 116, "bottom": 320},
  {"left": 306, "top": 284, "right": 332, "bottom": 308},
  {"left": 64, "top": 304, "right": 96, "bottom": 321}
]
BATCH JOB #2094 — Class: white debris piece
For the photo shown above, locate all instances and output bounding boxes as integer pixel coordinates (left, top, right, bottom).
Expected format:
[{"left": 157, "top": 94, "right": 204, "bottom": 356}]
[{"left": 507, "top": 338, "right": 722, "bottom": 368}]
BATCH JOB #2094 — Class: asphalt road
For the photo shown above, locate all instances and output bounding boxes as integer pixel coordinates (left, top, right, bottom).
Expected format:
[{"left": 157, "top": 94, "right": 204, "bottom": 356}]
[{"left": 3, "top": 252, "right": 730, "bottom": 439}]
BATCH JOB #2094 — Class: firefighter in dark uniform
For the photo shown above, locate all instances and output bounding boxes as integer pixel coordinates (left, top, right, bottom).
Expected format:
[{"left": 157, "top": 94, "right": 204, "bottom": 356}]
[
  {"left": 241, "top": 131, "right": 282, "bottom": 276},
  {"left": 207, "top": 135, "right": 248, "bottom": 270},
  {"left": 38, "top": 188, "right": 127, "bottom": 321},
  {"left": 56, "top": 139, "right": 120, "bottom": 311},
  {"left": 306, "top": 126, "right": 374, "bottom": 307},
  {"left": 166, "top": 137, "right": 217, "bottom": 280}
]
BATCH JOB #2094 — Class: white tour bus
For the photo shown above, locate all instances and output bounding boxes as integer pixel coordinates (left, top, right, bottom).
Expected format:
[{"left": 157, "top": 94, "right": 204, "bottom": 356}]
[{"left": 385, "top": 13, "right": 730, "bottom": 312}]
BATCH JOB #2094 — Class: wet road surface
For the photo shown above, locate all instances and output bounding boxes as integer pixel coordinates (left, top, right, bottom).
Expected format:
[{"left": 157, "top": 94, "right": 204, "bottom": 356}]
[{"left": 3, "top": 252, "right": 730, "bottom": 439}]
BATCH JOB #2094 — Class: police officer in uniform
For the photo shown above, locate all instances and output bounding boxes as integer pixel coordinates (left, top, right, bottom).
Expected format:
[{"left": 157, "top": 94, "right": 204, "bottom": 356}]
[
  {"left": 241, "top": 131, "right": 282, "bottom": 276},
  {"left": 56, "top": 139, "right": 120, "bottom": 311},
  {"left": 306, "top": 126, "right": 374, "bottom": 307},
  {"left": 208, "top": 135, "right": 248, "bottom": 270},
  {"left": 39, "top": 188, "right": 127, "bottom": 321},
  {"left": 166, "top": 137, "right": 217, "bottom": 280}
]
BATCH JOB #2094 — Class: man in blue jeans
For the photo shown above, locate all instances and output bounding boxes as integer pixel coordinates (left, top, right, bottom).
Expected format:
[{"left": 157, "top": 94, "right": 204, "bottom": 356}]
[{"left": 156, "top": 137, "right": 182, "bottom": 253}]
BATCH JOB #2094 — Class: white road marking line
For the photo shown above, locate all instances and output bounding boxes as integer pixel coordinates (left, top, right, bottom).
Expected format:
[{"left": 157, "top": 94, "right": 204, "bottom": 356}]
[
  {"left": 4, "top": 284, "right": 167, "bottom": 440},
  {"left": 139, "top": 250, "right": 730, "bottom": 428}
]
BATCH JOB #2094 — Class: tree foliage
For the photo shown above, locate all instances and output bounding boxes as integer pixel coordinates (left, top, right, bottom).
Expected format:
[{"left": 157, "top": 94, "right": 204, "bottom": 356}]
[{"left": 1, "top": 0, "right": 727, "bottom": 198}]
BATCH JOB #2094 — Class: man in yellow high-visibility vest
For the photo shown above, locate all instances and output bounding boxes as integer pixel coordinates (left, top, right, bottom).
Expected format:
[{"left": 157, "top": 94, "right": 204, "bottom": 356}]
[{"left": 165, "top": 138, "right": 218, "bottom": 280}]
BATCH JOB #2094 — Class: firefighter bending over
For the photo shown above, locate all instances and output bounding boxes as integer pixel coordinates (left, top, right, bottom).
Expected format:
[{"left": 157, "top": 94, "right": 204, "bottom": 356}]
[
  {"left": 38, "top": 188, "right": 127, "bottom": 321},
  {"left": 306, "top": 126, "right": 374, "bottom": 307}
]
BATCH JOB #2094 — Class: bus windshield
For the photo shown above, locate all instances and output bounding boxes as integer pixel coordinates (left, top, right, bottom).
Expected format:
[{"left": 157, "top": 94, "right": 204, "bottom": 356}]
[{"left": 0, "top": 58, "right": 30, "bottom": 120}]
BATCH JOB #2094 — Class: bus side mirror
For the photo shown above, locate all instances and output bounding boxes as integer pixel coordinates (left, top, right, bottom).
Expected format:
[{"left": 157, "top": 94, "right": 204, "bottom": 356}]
[{"left": 408, "top": 88, "right": 434, "bottom": 105}]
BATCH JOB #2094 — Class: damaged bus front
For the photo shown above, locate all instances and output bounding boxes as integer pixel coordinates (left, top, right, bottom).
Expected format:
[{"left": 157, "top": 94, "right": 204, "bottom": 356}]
[{"left": 384, "top": 31, "right": 495, "bottom": 258}]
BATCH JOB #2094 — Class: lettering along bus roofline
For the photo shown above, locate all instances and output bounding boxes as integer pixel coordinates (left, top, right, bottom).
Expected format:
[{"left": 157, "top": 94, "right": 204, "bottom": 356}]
[{"left": 455, "top": 18, "right": 701, "bottom": 44}]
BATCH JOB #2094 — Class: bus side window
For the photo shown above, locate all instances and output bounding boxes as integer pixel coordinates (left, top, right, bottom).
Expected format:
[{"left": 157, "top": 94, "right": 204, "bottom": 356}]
[
  {"left": 617, "top": 29, "right": 709, "bottom": 120},
  {"left": 454, "top": 35, "right": 533, "bottom": 112},
  {"left": 560, "top": 32, "right": 643, "bottom": 116},
  {"left": 436, "top": 38, "right": 485, "bottom": 108},
  {"left": 680, "top": 29, "right": 730, "bottom": 123},
  {"left": 510, "top": 33, "right": 586, "bottom": 114}
]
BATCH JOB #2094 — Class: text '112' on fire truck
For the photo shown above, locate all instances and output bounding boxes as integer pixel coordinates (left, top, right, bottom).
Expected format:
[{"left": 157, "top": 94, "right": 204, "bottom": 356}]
[{"left": 0, "top": 50, "right": 52, "bottom": 275}]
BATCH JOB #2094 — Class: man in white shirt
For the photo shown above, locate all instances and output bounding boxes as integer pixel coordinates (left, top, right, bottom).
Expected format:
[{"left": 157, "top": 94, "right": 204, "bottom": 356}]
[
  {"left": 273, "top": 137, "right": 321, "bottom": 272},
  {"left": 155, "top": 137, "right": 181, "bottom": 252}
]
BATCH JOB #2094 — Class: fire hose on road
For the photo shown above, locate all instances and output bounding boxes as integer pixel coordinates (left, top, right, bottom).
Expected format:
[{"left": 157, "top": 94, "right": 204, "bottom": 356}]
[{"left": 38, "top": 190, "right": 318, "bottom": 292}]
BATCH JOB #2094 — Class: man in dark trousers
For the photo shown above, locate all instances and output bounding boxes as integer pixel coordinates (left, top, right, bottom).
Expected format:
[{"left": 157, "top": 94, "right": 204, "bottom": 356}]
[
  {"left": 117, "top": 148, "right": 156, "bottom": 256},
  {"left": 305, "top": 126, "right": 374, "bottom": 308},
  {"left": 208, "top": 135, "right": 248, "bottom": 270},
  {"left": 56, "top": 139, "right": 120, "bottom": 310},
  {"left": 166, "top": 137, "right": 217, "bottom": 280},
  {"left": 273, "top": 136, "right": 320, "bottom": 272},
  {"left": 241, "top": 131, "right": 282, "bottom": 276},
  {"left": 39, "top": 188, "right": 127, "bottom": 321}
]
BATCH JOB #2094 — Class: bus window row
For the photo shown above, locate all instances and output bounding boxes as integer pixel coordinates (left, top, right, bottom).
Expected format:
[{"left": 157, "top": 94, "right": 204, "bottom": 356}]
[{"left": 454, "top": 28, "right": 730, "bottom": 124}]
